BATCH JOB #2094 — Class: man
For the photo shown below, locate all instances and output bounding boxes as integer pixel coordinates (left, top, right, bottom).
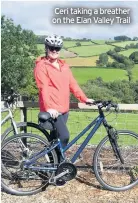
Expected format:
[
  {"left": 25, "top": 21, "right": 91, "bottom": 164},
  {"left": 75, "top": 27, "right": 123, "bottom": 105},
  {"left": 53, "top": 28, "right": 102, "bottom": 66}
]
[{"left": 34, "top": 35, "right": 94, "bottom": 148}]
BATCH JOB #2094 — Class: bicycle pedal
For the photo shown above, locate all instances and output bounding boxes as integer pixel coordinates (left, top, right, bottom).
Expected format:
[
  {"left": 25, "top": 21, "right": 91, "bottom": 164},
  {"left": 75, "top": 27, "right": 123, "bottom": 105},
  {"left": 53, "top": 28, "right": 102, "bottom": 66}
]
[{"left": 55, "top": 179, "right": 66, "bottom": 186}]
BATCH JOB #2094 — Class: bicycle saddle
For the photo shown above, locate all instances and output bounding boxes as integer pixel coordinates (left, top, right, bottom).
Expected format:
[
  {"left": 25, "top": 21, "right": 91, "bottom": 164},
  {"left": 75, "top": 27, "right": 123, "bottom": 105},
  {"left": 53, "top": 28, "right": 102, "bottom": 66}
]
[
  {"left": 38, "top": 112, "right": 55, "bottom": 131},
  {"left": 38, "top": 112, "right": 51, "bottom": 122}
]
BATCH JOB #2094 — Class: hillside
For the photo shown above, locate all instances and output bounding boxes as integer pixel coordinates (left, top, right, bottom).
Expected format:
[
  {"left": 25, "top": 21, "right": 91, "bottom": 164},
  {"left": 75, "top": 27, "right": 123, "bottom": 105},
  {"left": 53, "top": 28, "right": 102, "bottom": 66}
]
[{"left": 37, "top": 40, "right": 138, "bottom": 84}]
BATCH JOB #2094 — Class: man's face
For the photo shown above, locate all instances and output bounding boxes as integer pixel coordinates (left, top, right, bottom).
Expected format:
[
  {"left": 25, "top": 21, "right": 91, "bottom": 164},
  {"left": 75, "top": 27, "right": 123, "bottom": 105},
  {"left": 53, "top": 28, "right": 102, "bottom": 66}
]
[{"left": 47, "top": 46, "right": 61, "bottom": 59}]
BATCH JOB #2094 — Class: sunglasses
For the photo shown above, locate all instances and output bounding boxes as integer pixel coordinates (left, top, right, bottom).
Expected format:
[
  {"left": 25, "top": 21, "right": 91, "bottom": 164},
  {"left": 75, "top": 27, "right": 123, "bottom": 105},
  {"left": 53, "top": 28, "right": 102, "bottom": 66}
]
[{"left": 48, "top": 46, "right": 61, "bottom": 52}]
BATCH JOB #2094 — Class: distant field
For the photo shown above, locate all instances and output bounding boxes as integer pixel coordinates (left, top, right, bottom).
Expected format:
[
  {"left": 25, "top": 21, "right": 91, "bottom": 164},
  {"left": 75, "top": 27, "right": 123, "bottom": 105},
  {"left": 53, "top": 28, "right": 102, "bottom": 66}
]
[
  {"left": 63, "top": 41, "right": 94, "bottom": 48},
  {"left": 119, "top": 49, "right": 137, "bottom": 57},
  {"left": 91, "top": 40, "right": 106, "bottom": 44},
  {"left": 65, "top": 56, "right": 113, "bottom": 66},
  {"left": 132, "top": 64, "right": 138, "bottom": 81},
  {"left": 112, "top": 41, "right": 138, "bottom": 48},
  {"left": 68, "top": 45, "right": 114, "bottom": 57},
  {"left": 71, "top": 67, "right": 128, "bottom": 84},
  {"left": 91, "top": 40, "right": 115, "bottom": 45}
]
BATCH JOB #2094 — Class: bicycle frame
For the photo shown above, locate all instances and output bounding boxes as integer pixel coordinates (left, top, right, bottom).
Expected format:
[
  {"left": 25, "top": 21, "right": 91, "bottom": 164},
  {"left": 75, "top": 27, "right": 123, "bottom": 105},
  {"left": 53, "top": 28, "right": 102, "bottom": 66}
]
[
  {"left": 1, "top": 103, "right": 18, "bottom": 134},
  {"left": 24, "top": 114, "right": 105, "bottom": 171}
]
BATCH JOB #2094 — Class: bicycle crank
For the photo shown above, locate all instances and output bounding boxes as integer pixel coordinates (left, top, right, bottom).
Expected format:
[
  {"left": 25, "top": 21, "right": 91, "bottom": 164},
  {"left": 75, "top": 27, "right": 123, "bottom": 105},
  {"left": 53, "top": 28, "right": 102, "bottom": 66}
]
[{"left": 49, "top": 162, "right": 77, "bottom": 184}]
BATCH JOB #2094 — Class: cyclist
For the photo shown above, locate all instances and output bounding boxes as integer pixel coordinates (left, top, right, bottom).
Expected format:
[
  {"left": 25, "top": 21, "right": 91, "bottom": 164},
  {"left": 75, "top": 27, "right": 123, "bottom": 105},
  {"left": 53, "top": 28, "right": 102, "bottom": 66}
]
[{"left": 34, "top": 35, "right": 94, "bottom": 149}]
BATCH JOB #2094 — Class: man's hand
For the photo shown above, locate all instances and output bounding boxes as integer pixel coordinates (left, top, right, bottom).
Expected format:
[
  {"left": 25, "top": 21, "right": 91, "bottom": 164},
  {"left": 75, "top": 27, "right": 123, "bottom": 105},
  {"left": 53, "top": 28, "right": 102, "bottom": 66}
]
[
  {"left": 86, "top": 98, "right": 95, "bottom": 104},
  {"left": 47, "top": 109, "right": 59, "bottom": 119}
]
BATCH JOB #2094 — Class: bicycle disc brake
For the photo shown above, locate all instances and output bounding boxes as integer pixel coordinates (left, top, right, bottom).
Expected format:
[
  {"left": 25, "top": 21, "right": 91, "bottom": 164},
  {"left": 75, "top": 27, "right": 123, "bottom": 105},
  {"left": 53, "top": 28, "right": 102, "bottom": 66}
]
[{"left": 55, "top": 162, "right": 77, "bottom": 181}]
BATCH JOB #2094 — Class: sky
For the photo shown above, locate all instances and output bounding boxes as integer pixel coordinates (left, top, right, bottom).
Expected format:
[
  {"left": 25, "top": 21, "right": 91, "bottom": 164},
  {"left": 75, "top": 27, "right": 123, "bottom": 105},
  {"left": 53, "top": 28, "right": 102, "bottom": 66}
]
[{"left": 1, "top": 1, "right": 138, "bottom": 39}]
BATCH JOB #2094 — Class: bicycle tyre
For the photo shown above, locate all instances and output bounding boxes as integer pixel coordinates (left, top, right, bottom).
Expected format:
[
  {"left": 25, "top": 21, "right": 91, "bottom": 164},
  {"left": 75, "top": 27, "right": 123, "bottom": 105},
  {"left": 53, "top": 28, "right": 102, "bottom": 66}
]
[
  {"left": 1, "top": 133, "right": 58, "bottom": 196},
  {"left": 93, "top": 130, "right": 138, "bottom": 191},
  {"left": 1, "top": 122, "right": 51, "bottom": 143}
]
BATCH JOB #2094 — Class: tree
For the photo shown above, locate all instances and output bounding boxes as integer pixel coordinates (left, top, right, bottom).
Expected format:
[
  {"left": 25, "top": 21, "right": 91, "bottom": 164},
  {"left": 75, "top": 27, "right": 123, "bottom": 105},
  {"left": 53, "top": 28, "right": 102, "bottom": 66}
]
[
  {"left": 133, "top": 37, "right": 138, "bottom": 41},
  {"left": 127, "top": 69, "right": 133, "bottom": 82},
  {"left": 114, "top": 47, "right": 121, "bottom": 52},
  {"left": 129, "top": 51, "right": 138, "bottom": 63},
  {"left": 125, "top": 45, "right": 129, "bottom": 50},
  {"left": 97, "top": 53, "right": 108, "bottom": 66},
  {"left": 76, "top": 42, "right": 81, "bottom": 46},
  {"left": 130, "top": 43, "right": 135, "bottom": 48},
  {"left": 1, "top": 15, "right": 39, "bottom": 96},
  {"left": 114, "top": 35, "right": 131, "bottom": 41}
]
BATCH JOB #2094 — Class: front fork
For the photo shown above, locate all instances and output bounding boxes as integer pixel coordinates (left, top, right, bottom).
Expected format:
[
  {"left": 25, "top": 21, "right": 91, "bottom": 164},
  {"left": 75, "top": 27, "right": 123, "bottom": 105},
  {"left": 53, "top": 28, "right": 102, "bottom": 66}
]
[{"left": 103, "top": 121, "right": 124, "bottom": 164}]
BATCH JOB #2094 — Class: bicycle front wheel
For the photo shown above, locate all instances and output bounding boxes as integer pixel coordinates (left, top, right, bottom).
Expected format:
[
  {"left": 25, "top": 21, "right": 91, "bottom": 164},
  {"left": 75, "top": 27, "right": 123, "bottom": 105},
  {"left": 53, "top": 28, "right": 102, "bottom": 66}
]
[{"left": 93, "top": 130, "right": 138, "bottom": 191}]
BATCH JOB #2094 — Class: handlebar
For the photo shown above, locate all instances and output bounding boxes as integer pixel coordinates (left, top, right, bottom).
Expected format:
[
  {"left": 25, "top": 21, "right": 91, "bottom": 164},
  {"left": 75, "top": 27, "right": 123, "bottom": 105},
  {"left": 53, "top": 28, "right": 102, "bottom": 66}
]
[
  {"left": 86, "top": 100, "right": 119, "bottom": 112},
  {"left": 3, "top": 88, "right": 20, "bottom": 104}
]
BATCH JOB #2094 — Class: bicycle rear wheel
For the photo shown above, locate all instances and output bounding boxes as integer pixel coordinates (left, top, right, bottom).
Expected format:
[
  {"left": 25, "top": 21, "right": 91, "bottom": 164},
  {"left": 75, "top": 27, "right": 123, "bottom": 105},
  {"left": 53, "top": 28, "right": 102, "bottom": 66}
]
[
  {"left": 93, "top": 130, "right": 138, "bottom": 191},
  {"left": 1, "top": 133, "right": 58, "bottom": 196},
  {"left": 1, "top": 122, "right": 51, "bottom": 143}
]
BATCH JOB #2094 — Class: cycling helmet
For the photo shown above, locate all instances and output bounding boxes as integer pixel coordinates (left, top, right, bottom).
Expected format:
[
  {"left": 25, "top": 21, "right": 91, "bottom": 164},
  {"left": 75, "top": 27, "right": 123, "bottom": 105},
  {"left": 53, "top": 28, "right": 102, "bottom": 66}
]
[{"left": 45, "top": 35, "right": 63, "bottom": 48}]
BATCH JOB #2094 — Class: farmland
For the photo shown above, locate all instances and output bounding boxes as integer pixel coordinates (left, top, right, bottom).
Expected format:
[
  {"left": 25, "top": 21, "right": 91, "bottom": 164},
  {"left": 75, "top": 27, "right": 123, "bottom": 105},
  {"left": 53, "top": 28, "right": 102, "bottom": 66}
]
[
  {"left": 71, "top": 67, "right": 128, "bottom": 84},
  {"left": 68, "top": 44, "right": 114, "bottom": 57},
  {"left": 112, "top": 41, "right": 138, "bottom": 48},
  {"left": 37, "top": 40, "right": 138, "bottom": 83},
  {"left": 119, "top": 49, "right": 137, "bottom": 57},
  {"left": 63, "top": 40, "right": 94, "bottom": 48},
  {"left": 91, "top": 40, "right": 115, "bottom": 44},
  {"left": 65, "top": 56, "right": 113, "bottom": 67}
]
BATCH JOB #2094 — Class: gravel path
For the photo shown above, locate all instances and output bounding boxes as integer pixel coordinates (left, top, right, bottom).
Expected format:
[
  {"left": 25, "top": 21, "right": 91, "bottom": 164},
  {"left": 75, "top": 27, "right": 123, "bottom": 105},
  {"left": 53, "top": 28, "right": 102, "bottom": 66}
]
[
  {"left": 1, "top": 170, "right": 138, "bottom": 203},
  {"left": 1, "top": 147, "right": 138, "bottom": 203}
]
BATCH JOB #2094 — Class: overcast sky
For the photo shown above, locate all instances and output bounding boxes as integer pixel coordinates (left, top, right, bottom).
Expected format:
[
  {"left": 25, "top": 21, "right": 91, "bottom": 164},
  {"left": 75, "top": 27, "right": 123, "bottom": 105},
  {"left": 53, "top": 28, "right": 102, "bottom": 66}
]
[{"left": 1, "top": 1, "right": 138, "bottom": 39}]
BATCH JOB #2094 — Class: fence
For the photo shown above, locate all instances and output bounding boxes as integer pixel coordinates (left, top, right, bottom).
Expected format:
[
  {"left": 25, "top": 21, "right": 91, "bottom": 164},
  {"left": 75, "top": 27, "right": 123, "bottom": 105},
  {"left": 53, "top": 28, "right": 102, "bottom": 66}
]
[{"left": 1, "top": 101, "right": 138, "bottom": 145}]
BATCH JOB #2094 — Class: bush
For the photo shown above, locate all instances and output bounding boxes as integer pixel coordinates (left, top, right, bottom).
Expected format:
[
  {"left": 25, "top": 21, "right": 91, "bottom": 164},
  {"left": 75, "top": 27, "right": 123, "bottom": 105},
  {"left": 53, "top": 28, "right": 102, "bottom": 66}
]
[{"left": 114, "top": 47, "right": 121, "bottom": 52}]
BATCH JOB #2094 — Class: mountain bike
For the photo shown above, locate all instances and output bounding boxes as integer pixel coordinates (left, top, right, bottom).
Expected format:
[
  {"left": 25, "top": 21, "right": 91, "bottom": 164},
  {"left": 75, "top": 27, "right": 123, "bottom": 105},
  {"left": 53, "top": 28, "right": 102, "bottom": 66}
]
[{"left": 1, "top": 101, "right": 138, "bottom": 196}]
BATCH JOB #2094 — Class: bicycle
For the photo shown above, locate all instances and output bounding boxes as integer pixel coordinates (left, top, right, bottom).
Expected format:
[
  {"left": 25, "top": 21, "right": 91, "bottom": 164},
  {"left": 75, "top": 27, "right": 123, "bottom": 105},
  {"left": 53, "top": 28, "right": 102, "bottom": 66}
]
[
  {"left": 1, "top": 88, "right": 51, "bottom": 143},
  {"left": 1, "top": 101, "right": 138, "bottom": 196},
  {"left": 1, "top": 89, "right": 51, "bottom": 178}
]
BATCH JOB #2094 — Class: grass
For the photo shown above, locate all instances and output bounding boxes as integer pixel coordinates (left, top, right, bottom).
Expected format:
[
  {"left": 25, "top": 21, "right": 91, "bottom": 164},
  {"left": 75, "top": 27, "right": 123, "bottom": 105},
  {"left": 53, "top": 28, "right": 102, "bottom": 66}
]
[
  {"left": 68, "top": 45, "right": 114, "bottom": 57},
  {"left": 91, "top": 40, "right": 115, "bottom": 45},
  {"left": 64, "top": 56, "right": 113, "bottom": 66},
  {"left": 132, "top": 64, "right": 138, "bottom": 81},
  {"left": 2, "top": 109, "right": 138, "bottom": 145},
  {"left": 63, "top": 41, "right": 94, "bottom": 48},
  {"left": 119, "top": 49, "right": 137, "bottom": 57},
  {"left": 112, "top": 41, "right": 138, "bottom": 48},
  {"left": 71, "top": 67, "right": 128, "bottom": 84},
  {"left": 65, "top": 56, "right": 99, "bottom": 66}
]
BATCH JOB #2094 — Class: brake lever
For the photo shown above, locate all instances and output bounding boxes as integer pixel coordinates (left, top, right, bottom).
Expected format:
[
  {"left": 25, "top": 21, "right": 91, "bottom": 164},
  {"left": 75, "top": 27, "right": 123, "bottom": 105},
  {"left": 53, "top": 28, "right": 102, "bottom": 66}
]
[{"left": 106, "top": 104, "right": 112, "bottom": 111}]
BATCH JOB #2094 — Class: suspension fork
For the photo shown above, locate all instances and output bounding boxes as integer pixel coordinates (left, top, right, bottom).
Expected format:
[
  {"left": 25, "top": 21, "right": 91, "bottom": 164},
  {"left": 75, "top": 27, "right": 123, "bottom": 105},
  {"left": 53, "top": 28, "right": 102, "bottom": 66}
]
[{"left": 103, "top": 120, "right": 124, "bottom": 164}]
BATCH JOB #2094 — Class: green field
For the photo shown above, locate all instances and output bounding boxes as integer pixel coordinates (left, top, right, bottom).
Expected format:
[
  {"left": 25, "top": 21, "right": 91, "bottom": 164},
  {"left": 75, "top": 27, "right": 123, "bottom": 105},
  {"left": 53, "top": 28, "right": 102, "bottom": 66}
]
[
  {"left": 132, "top": 64, "right": 138, "bottom": 81},
  {"left": 112, "top": 41, "right": 138, "bottom": 48},
  {"left": 2, "top": 109, "right": 138, "bottom": 145},
  {"left": 91, "top": 40, "right": 115, "bottom": 45},
  {"left": 71, "top": 67, "right": 128, "bottom": 84},
  {"left": 68, "top": 45, "right": 114, "bottom": 57},
  {"left": 120, "top": 49, "right": 137, "bottom": 57},
  {"left": 91, "top": 40, "right": 106, "bottom": 44},
  {"left": 63, "top": 40, "right": 94, "bottom": 48}
]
